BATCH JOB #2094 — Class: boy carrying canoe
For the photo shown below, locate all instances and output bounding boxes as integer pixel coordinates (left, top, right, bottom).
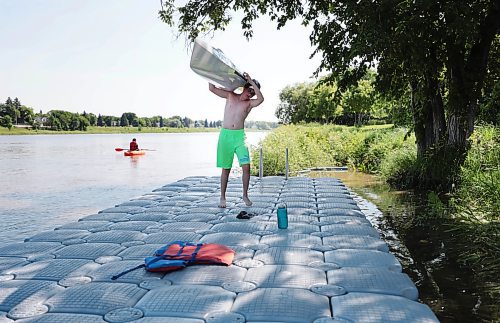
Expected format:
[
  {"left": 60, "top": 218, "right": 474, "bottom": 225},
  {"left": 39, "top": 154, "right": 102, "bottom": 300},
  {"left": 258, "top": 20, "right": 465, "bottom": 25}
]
[{"left": 208, "top": 72, "right": 264, "bottom": 208}]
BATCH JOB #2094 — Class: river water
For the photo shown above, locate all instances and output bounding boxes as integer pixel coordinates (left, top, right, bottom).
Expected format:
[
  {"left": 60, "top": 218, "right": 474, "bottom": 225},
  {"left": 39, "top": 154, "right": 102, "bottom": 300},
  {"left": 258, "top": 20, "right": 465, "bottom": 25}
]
[
  {"left": 0, "top": 132, "right": 268, "bottom": 244},
  {"left": 309, "top": 171, "right": 497, "bottom": 323}
]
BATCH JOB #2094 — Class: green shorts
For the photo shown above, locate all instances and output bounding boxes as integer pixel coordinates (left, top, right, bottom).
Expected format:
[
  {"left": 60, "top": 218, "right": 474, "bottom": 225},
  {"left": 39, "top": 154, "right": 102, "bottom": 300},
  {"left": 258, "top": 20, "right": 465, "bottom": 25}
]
[{"left": 217, "top": 128, "right": 250, "bottom": 169}]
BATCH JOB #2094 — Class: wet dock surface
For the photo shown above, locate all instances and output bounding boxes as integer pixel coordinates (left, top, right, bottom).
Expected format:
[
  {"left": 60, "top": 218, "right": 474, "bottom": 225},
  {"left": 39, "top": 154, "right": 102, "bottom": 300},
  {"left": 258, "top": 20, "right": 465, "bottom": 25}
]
[{"left": 0, "top": 176, "right": 439, "bottom": 322}]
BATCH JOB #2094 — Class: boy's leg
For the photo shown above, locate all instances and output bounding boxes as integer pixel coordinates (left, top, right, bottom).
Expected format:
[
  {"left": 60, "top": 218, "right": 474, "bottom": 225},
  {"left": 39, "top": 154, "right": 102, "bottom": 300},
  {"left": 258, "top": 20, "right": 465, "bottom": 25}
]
[
  {"left": 219, "top": 168, "right": 231, "bottom": 208},
  {"left": 242, "top": 164, "right": 252, "bottom": 206}
]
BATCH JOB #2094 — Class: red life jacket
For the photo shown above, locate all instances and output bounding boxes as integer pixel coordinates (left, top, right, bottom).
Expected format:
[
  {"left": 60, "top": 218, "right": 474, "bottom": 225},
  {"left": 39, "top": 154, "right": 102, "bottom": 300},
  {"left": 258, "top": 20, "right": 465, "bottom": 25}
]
[
  {"left": 111, "top": 241, "right": 235, "bottom": 280},
  {"left": 130, "top": 141, "right": 139, "bottom": 151}
]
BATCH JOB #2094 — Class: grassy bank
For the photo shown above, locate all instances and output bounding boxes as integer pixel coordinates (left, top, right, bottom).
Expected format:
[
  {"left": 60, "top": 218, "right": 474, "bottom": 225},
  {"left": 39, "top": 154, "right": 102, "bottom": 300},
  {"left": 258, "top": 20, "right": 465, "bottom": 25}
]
[
  {"left": 249, "top": 123, "right": 409, "bottom": 176},
  {"left": 446, "top": 125, "right": 499, "bottom": 281},
  {"left": 0, "top": 126, "right": 221, "bottom": 135}
]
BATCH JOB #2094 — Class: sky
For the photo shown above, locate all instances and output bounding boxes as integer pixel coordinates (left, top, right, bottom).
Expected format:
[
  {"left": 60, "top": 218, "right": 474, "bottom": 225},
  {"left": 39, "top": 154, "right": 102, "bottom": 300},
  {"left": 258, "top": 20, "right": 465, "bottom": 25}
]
[{"left": 0, "top": 0, "right": 322, "bottom": 122}]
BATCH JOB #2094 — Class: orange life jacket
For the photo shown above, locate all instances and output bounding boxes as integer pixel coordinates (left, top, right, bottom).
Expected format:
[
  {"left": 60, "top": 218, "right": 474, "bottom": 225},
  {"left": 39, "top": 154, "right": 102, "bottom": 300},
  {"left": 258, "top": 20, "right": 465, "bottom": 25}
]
[{"left": 111, "top": 241, "right": 235, "bottom": 279}]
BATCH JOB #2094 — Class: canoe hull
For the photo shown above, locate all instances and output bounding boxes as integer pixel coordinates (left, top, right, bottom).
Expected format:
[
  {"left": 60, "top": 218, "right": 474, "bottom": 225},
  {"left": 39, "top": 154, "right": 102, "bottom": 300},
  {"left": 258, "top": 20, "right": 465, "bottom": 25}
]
[{"left": 190, "top": 38, "right": 246, "bottom": 91}]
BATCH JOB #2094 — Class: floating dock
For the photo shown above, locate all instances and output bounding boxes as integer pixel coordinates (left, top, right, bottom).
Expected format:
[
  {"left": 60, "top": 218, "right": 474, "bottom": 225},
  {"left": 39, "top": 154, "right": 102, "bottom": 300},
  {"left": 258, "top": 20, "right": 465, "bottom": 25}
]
[{"left": 0, "top": 176, "right": 439, "bottom": 322}]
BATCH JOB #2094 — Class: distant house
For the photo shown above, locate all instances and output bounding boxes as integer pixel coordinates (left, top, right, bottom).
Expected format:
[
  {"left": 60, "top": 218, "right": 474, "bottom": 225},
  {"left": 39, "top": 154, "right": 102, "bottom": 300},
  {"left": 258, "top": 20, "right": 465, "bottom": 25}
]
[
  {"left": 34, "top": 116, "right": 49, "bottom": 128},
  {"left": 34, "top": 116, "right": 48, "bottom": 124}
]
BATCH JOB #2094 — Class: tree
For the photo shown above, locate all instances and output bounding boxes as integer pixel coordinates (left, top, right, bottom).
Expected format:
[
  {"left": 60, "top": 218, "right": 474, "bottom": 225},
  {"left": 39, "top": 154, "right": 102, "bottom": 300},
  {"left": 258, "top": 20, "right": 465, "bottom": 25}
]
[
  {"left": 43, "top": 110, "right": 90, "bottom": 131},
  {"left": 183, "top": 117, "right": 192, "bottom": 128},
  {"left": 120, "top": 114, "right": 130, "bottom": 127},
  {"left": 340, "top": 77, "right": 375, "bottom": 126},
  {"left": 159, "top": 0, "right": 500, "bottom": 182},
  {"left": 102, "top": 115, "right": 117, "bottom": 127},
  {"left": 18, "top": 106, "right": 34, "bottom": 125},
  {"left": 0, "top": 115, "right": 13, "bottom": 130},
  {"left": 78, "top": 115, "right": 90, "bottom": 131},
  {"left": 1, "top": 97, "right": 19, "bottom": 124},
  {"left": 97, "top": 114, "right": 104, "bottom": 126},
  {"left": 276, "top": 75, "right": 383, "bottom": 125},
  {"left": 12, "top": 98, "right": 21, "bottom": 124},
  {"left": 276, "top": 82, "right": 315, "bottom": 124},
  {"left": 120, "top": 112, "right": 137, "bottom": 126},
  {"left": 478, "top": 35, "right": 500, "bottom": 125},
  {"left": 165, "top": 117, "right": 183, "bottom": 127},
  {"left": 83, "top": 112, "right": 97, "bottom": 126}
]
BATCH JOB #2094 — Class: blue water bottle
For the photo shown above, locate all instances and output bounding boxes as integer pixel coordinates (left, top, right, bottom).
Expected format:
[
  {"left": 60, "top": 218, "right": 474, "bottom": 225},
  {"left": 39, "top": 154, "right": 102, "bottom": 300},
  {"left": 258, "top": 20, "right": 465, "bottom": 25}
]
[{"left": 277, "top": 203, "right": 288, "bottom": 229}]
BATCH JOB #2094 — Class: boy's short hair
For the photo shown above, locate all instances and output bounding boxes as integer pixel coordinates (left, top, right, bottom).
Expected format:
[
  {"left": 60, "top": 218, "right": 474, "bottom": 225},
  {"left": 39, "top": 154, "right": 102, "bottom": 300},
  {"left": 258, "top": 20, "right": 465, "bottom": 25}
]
[{"left": 244, "top": 79, "right": 261, "bottom": 89}]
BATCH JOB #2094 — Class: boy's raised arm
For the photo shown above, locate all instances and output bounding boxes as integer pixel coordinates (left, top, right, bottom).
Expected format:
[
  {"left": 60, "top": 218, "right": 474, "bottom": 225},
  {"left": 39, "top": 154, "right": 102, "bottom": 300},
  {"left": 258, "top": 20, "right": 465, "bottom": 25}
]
[{"left": 209, "top": 83, "right": 230, "bottom": 98}]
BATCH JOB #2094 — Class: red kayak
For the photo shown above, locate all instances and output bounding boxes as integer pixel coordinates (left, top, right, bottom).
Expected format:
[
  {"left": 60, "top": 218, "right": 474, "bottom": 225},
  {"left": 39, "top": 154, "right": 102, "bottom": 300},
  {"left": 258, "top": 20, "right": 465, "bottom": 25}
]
[{"left": 124, "top": 150, "right": 146, "bottom": 156}]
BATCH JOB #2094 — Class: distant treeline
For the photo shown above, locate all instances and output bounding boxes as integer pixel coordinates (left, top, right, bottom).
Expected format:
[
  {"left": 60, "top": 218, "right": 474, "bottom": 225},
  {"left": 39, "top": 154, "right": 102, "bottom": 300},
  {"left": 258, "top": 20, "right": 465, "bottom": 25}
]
[{"left": 0, "top": 97, "right": 277, "bottom": 131}]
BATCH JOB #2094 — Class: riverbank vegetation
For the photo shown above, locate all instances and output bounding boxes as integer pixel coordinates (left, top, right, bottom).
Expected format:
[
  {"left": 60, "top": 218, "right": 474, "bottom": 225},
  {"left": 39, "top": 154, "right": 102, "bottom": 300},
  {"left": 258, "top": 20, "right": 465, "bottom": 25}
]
[
  {"left": 0, "top": 125, "right": 223, "bottom": 135},
  {"left": 0, "top": 97, "right": 277, "bottom": 133}
]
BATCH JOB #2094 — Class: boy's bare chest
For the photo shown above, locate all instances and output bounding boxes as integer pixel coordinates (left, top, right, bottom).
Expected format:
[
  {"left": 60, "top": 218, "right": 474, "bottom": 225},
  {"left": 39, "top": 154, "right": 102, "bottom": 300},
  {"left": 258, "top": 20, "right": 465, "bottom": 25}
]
[{"left": 226, "top": 98, "right": 249, "bottom": 114}]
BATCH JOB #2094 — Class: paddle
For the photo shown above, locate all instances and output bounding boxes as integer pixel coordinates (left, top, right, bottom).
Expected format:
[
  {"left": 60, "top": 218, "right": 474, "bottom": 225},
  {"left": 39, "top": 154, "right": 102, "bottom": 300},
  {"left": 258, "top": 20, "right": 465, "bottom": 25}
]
[{"left": 115, "top": 148, "right": 156, "bottom": 151}]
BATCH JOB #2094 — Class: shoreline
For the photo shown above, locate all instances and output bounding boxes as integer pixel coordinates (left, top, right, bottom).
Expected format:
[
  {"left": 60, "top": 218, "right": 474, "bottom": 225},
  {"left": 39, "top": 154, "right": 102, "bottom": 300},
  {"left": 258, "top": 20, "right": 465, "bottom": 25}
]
[{"left": 0, "top": 126, "right": 270, "bottom": 136}]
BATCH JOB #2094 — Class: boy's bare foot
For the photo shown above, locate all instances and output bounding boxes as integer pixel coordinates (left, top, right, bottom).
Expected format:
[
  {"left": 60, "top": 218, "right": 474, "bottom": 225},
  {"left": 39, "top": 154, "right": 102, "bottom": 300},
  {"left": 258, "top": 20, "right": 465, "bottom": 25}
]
[
  {"left": 218, "top": 198, "right": 227, "bottom": 208},
  {"left": 242, "top": 196, "right": 253, "bottom": 206}
]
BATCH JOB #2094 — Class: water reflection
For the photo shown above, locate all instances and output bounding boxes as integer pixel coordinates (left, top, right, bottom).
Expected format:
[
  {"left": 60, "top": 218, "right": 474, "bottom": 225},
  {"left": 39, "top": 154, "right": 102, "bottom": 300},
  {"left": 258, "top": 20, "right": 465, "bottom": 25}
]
[
  {"left": 129, "top": 155, "right": 142, "bottom": 166},
  {"left": 309, "top": 171, "right": 496, "bottom": 322}
]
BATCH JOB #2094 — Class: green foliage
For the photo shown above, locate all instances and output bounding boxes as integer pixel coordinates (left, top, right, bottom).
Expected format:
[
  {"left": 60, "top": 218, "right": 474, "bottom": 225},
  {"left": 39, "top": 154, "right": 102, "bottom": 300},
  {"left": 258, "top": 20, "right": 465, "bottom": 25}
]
[
  {"left": 82, "top": 112, "right": 97, "bottom": 126},
  {"left": 0, "top": 97, "right": 34, "bottom": 126},
  {"left": 250, "top": 124, "right": 409, "bottom": 176},
  {"left": 120, "top": 113, "right": 132, "bottom": 126},
  {"left": 360, "top": 128, "right": 413, "bottom": 173},
  {"left": 379, "top": 144, "right": 418, "bottom": 189},
  {"left": 381, "top": 140, "right": 467, "bottom": 191},
  {"left": 275, "top": 71, "right": 397, "bottom": 126},
  {"left": 0, "top": 115, "right": 13, "bottom": 130},
  {"left": 408, "top": 125, "right": 499, "bottom": 280},
  {"left": 442, "top": 126, "right": 500, "bottom": 277},
  {"left": 478, "top": 79, "right": 500, "bottom": 125},
  {"left": 164, "top": 116, "right": 184, "bottom": 128},
  {"left": 275, "top": 82, "right": 316, "bottom": 124},
  {"left": 451, "top": 125, "right": 499, "bottom": 223},
  {"left": 340, "top": 76, "right": 375, "bottom": 126},
  {"left": 478, "top": 36, "right": 500, "bottom": 125},
  {"left": 46, "top": 110, "right": 89, "bottom": 131},
  {"left": 245, "top": 120, "right": 277, "bottom": 130}
]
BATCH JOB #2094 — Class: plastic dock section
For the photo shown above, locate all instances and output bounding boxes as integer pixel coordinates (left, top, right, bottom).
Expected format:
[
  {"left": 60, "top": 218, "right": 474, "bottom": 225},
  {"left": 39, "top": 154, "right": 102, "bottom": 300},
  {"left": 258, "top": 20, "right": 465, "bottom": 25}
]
[{"left": 0, "top": 176, "right": 439, "bottom": 322}]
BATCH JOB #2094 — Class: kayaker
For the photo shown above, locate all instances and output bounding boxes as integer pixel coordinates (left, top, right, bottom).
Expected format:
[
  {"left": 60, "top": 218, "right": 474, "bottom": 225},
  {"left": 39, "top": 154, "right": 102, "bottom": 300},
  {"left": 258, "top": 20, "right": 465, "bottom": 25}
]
[
  {"left": 209, "top": 72, "right": 264, "bottom": 208},
  {"left": 129, "top": 138, "right": 139, "bottom": 151}
]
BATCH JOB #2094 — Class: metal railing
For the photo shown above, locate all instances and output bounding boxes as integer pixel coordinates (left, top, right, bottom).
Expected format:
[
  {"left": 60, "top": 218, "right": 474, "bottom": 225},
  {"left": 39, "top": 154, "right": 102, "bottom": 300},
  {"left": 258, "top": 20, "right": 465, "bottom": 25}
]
[
  {"left": 259, "top": 147, "right": 289, "bottom": 180},
  {"left": 258, "top": 147, "right": 347, "bottom": 179}
]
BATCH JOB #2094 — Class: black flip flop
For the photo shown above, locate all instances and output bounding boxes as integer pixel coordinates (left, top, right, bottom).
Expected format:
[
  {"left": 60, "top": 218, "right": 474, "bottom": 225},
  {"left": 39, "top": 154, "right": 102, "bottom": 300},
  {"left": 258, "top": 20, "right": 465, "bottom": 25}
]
[
  {"left": 237, "top": 211, "right": 251, "bottom": 219},
  {"left": 237, "top": 211, "right": 258, "bottom": 219}
]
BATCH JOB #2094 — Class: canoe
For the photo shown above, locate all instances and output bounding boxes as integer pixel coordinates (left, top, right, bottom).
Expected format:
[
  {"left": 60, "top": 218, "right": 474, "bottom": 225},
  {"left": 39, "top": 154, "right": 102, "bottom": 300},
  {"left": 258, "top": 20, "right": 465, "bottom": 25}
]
[
  {"left": 124, "top": 150, "right": 146, "bottom": 156},
  {"left": 190, "top": 38, "right": 246, "bottom": 91}
]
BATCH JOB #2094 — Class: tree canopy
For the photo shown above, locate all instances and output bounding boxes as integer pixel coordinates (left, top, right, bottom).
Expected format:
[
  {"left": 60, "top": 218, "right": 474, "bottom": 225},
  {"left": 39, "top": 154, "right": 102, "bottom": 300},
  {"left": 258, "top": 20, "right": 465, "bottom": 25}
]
[
  {"left": 276, "top": 70, "right": 397, "bottom": 126},
  {"left": 159, "top": 0, "right": 499, "bottom": 162}
]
